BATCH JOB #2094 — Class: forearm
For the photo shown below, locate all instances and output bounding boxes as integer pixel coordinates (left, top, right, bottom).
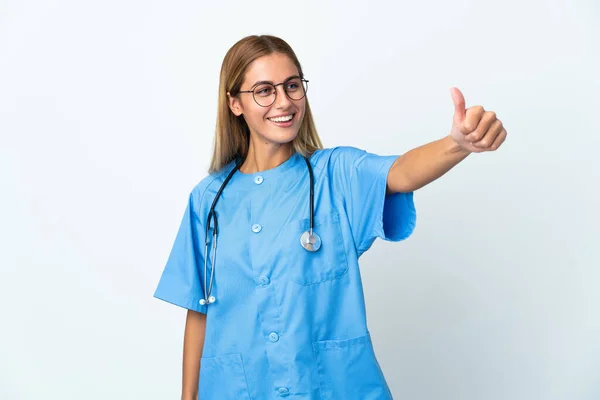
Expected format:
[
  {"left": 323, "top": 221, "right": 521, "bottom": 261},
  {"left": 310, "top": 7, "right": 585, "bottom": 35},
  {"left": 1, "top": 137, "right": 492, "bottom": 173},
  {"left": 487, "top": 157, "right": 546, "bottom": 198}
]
[
  {"left": 181, "top": 310, "right": 207, "bottom": 400},
  {"left": 387, "top": 135, "right": 471, "bottom": 193}
]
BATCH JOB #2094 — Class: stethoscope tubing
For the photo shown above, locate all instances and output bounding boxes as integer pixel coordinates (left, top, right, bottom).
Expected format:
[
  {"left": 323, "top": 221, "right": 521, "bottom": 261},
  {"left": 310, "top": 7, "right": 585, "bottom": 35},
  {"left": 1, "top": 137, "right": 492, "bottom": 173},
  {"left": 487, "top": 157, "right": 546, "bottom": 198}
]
[{"left": 200, "top": 155, "right": 315, "bottom": 306}]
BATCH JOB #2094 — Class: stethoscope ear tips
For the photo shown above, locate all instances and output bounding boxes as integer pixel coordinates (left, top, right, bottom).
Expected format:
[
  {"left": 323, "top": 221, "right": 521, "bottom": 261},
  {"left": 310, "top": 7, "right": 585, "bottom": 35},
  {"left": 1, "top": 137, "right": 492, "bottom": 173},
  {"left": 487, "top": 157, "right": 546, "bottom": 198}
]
[
  {"left": 199, "top": 296, "right": 216, "bottom": 306},
  {"left": 300, "top": 230, "right": 322, "bottom": 252},
  {"left": 199, "top": 298, "right": 216, "bottom": 306}
]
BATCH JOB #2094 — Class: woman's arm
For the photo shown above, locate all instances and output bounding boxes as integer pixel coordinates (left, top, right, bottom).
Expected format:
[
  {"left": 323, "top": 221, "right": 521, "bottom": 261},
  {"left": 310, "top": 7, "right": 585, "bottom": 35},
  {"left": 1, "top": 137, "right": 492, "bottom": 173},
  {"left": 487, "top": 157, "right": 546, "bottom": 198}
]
[
  {"left": 387, "top": 135, "right": 470, "bottom": 193},
  {"left": 387, "top": 88, "right": 507, "bottom": 194},
  {"left": 181, "top": 310, "right": 207, "bottom": 400}
]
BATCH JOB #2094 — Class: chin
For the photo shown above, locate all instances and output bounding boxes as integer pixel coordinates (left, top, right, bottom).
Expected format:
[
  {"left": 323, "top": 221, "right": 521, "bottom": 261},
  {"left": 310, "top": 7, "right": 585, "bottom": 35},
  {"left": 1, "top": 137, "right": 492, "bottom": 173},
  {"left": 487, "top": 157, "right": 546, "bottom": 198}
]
[
  {"left": 264, "top": 129, "right": 299, "bottom": 144},
  {"left": 269, "top": 136, "right": 297, "bottom": 146}
]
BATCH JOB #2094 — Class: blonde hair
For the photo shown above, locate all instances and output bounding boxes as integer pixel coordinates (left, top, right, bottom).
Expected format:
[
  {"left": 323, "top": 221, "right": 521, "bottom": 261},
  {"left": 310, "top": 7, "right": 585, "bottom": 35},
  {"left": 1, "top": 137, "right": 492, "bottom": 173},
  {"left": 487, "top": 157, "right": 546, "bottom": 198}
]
[{"left": 208, "top": 35, "right": 323, "bottom": 173}]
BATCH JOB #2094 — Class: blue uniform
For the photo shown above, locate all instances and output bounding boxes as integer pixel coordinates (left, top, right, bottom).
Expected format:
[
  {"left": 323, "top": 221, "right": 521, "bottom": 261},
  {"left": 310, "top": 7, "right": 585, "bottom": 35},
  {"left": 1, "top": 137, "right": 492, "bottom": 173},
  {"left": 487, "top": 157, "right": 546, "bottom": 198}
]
[{"left": 154, "top": 146, "right": 417, "bottom": 399}]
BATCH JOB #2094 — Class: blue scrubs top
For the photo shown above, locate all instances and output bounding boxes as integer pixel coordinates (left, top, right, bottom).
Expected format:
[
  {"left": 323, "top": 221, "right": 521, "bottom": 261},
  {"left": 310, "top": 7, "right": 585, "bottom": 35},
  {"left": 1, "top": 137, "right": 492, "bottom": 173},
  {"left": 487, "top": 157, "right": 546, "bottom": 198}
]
[{"left": 154, "top": 146, "right": 417, "bottom": 399}]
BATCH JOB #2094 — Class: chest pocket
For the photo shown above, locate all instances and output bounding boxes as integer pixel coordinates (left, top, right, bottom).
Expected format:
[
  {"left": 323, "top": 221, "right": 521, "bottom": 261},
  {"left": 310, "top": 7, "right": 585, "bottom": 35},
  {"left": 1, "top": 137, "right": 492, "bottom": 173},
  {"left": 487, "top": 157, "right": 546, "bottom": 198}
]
[{"left": 284, "top": 211, "right": 349, "bottom": 286}]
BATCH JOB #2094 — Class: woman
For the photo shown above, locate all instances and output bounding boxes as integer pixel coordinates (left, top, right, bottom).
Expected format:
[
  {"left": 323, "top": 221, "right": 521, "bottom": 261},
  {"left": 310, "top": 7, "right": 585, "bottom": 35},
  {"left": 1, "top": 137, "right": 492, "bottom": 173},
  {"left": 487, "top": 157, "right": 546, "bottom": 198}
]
[{"left": 154, "top": 35, "right": 507, "bottom": 400}]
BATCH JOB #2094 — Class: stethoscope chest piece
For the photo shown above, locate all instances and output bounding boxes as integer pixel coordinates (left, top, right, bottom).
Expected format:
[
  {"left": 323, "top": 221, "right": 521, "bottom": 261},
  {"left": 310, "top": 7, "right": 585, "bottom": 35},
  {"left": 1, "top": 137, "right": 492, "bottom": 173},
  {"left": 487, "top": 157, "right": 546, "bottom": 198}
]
[{"left": 300, "top": 230, "right": 322, "bottom": 252}]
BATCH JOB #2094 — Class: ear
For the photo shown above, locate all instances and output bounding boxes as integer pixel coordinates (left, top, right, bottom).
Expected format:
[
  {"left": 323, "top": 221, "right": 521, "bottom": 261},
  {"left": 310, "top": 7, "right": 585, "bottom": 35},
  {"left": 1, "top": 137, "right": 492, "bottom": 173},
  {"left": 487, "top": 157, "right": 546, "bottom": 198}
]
[{"left": 227, "top": 92, "right": 243, "bottom": 116}]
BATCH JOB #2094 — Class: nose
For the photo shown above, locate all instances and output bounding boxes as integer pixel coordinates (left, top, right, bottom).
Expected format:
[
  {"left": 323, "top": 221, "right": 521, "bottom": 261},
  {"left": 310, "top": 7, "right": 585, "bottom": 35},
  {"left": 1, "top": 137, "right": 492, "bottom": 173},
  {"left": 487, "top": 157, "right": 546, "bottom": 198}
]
[{"left": 273, "top": 84, "right": 293, "bottom": 109}]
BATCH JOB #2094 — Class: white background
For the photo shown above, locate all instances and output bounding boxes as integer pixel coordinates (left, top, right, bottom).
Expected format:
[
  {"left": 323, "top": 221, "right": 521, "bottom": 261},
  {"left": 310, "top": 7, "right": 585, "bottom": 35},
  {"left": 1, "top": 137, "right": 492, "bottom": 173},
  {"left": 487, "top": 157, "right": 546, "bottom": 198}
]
[{"left": 1, "top": 0, "right": 599, "bottom": 399}]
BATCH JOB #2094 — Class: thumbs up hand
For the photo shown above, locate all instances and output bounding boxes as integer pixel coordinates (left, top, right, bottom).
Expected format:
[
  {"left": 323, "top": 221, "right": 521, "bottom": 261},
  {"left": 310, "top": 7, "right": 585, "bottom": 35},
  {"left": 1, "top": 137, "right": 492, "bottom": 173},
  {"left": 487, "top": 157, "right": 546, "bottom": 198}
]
[{"left": 449, "top": 87, "right": 507, "bottom": 153}]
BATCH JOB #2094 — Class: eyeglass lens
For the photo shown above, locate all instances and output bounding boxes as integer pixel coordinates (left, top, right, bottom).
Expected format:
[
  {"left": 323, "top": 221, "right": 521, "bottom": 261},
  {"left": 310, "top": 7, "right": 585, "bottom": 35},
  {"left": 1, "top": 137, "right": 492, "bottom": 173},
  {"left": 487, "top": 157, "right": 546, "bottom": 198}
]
[{"left": 252, "top": 78, "right": 307, "bottom": 107}]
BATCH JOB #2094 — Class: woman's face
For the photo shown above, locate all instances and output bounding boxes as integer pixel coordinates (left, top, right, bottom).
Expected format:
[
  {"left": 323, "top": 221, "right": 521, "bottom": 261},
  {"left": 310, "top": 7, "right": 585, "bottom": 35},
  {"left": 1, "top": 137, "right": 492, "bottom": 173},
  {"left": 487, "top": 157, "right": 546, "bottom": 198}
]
[{"left": 228, "top": 52, "right": 306, "bottom": 147}]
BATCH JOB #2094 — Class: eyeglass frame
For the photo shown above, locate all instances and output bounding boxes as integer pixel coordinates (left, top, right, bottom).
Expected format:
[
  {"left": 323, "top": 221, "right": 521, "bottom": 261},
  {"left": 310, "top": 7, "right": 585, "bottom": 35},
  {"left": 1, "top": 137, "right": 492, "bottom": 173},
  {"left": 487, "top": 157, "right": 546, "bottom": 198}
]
[{"left": 236, "top": 76, "right": 309, "bottom": 107}]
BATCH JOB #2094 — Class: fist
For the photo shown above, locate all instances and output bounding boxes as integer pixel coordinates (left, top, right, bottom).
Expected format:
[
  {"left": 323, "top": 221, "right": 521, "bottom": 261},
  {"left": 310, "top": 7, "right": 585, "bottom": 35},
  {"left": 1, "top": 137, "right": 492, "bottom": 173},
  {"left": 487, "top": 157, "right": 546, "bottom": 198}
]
[{"left": 449, "top": 87, "right": 507, "bottom": 153}]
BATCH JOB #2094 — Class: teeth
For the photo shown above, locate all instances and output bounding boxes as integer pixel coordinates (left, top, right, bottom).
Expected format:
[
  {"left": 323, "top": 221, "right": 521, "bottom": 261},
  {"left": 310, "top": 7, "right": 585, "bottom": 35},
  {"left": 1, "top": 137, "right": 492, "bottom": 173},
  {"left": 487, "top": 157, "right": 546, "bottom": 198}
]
[{"left": 268, "top": 114, "right": 293, "bottom": 122}]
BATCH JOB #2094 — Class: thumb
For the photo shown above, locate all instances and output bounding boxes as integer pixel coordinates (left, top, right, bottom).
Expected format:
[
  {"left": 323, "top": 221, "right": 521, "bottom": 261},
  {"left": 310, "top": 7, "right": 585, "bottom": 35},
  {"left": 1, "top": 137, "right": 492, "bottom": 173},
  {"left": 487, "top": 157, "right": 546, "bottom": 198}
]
[{"left": 450, "top": 87, "right": 466, "bottom": 124}]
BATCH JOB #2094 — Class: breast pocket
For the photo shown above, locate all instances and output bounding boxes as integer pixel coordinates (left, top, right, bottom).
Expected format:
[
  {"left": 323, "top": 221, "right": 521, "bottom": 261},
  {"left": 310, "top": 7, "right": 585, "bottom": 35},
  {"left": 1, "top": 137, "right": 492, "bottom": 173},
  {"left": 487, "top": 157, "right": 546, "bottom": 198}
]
[{"left": 284, "top": 212, "right": 349, "bottom": 286}]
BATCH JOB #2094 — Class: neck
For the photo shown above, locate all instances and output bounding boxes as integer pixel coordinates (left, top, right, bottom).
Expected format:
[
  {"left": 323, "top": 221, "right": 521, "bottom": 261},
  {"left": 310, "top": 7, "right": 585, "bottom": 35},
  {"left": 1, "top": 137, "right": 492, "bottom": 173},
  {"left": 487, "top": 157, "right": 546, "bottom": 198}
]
[{"left": 239, "top": 141, "right": 294, "bottom": 174}]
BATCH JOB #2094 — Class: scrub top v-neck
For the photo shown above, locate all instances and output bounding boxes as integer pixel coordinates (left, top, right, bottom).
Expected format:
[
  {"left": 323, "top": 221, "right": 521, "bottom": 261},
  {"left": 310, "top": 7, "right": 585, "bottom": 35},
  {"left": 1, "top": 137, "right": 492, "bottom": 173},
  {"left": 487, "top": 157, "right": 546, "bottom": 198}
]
[{"left": 154, "top": 146, "right": 417, "bottom": 399}]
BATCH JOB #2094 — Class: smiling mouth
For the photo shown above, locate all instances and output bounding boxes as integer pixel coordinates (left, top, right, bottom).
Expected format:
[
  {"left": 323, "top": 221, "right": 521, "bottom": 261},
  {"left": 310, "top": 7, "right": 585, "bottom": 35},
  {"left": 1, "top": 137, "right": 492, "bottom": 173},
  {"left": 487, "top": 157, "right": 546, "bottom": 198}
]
[{"left": 267, "top": 113, "right": 295, "bottom": 123}]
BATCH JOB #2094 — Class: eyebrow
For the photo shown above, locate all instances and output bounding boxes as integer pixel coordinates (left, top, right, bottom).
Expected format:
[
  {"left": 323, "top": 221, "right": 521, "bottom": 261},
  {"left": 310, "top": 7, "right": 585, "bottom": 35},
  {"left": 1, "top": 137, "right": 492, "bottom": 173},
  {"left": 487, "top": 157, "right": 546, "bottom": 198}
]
[{"left": 250, "top": 75, "right": 300, "bottom": 89}]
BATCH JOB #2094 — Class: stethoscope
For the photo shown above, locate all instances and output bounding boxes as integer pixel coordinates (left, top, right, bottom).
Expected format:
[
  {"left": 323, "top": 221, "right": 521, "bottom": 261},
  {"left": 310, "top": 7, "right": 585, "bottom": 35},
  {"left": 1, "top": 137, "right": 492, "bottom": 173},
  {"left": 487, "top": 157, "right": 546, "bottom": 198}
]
[{"left": 200, "top": 155, "right": 320, "bottom": 306}]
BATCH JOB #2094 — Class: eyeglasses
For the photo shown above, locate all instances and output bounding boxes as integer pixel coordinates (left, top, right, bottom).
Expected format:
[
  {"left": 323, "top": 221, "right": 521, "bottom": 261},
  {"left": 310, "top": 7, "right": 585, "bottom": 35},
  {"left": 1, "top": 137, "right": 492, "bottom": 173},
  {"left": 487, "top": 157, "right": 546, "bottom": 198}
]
[{"left": 237, "top": 77, "right": 309, "bottom": 107}]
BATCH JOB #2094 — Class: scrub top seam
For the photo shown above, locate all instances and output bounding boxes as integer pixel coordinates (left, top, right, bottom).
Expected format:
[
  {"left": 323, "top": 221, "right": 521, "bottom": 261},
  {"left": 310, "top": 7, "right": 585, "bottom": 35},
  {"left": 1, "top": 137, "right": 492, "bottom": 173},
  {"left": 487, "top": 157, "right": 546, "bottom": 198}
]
[
  {"left": 194, "top": 167, "right": 233, "bottom": 219},
  {"left": 357, "top": 159, "right": 389, "bottom": 254}
]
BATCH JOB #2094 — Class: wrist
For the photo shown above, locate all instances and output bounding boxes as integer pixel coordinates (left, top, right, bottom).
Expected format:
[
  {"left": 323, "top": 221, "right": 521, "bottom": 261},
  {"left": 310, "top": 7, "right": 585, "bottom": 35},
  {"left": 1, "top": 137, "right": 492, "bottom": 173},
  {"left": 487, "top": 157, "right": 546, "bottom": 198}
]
[{"left": 446, "top": 134, "right": 472, "bottom": 155}]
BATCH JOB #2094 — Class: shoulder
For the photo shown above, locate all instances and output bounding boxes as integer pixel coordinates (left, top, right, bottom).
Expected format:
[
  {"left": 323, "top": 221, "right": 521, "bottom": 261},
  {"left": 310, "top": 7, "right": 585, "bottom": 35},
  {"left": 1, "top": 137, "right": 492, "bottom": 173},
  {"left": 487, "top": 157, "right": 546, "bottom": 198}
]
[
  {"left": 309, "top": 146, "right": 367, "bottom": 171},
  {"left": 188, "top": 162, "right": 237, "bottom": 216},
  {"left": 310, "top": 146, "right": 399, "bottom": 185}
]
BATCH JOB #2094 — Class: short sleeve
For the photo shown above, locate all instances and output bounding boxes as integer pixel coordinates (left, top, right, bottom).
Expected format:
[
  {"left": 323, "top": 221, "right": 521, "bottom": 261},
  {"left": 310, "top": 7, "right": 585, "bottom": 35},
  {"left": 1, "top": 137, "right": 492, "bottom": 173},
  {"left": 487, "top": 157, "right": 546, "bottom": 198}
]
[
  {"left": 331, "top": 146, "right": 416, "bottom": 256},
  {"left": 153, "top": 191, "right": 208, "bottom": 314}
]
